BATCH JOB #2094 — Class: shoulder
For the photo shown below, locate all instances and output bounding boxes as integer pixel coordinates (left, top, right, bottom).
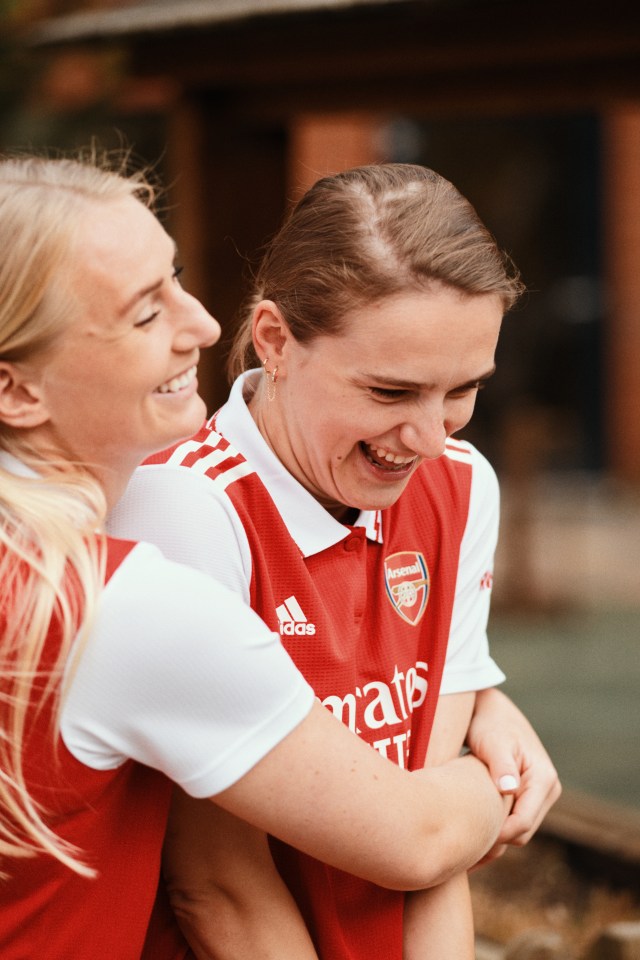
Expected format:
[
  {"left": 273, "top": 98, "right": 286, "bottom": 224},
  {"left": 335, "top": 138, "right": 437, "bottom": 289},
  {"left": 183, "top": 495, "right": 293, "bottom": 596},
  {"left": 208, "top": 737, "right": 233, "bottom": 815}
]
[
  {"left": 108, "top": 437, "right": 258, "bottom": 591},
  {"left": 399, "top": 441, "right": 499, "bottom": 537},
  {"left": 101, "top": 541, "right": 266, "bottom": 645},
  {"left": 142, "top": 423, "right": 253, "bottom": 484},
  {"left": 108, "top": 442, "right": 248, "bottom": 539},
  {"left": 126, "top": 424, "right": 260, "bottom": 503},
  {"left": 444, "top": 437, "right": 495, "bottom": 476},
  {"left": 408, "top": 439, "right": 497, "bottom": 497},
  {"left": 443, "top": 438, "right": 499, "bottom": 499}
]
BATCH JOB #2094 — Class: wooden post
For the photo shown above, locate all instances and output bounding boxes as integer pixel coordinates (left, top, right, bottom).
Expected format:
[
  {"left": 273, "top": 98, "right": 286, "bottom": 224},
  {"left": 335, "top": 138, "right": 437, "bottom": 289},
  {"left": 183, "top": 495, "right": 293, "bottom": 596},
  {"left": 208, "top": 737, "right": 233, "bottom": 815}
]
[
  {"left": 166, "top": 96, "right": 220, "bottom": 409},
  {"left": 602, "top": 105, "right": 640, "bottom": 486},
  {"left": 287, "top": 111, "right": 383, "bottom": 201},
  {"left": 165, "top": 95, "right": 288, "bottom": 412}
]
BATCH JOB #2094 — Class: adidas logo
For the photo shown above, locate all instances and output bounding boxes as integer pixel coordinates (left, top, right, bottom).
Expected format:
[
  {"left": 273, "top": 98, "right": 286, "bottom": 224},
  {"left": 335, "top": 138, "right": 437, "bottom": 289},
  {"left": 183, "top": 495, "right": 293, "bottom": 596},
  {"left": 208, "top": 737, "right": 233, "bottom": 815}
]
[{"left": 276, "top": 595, "right": 316, "bottom": 637}]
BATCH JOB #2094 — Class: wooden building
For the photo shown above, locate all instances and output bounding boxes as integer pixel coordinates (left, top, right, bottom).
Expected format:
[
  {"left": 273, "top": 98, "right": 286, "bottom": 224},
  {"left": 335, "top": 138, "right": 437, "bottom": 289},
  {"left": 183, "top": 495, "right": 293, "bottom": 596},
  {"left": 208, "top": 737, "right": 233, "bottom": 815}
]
[{"left": 29, "top": 0, "right": 640, "bottom": 483}]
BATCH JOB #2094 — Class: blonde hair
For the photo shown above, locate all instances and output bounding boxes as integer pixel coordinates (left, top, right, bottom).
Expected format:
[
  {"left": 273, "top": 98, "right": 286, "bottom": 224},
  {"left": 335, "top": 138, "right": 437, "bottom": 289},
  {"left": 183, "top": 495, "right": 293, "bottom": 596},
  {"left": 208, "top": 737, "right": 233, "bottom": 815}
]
[
  {"left": 0, "top": 151, "right": 156, "bottom": 876},
  {"left": 228, "top": 163, "right": 523, "bottom": 378}
]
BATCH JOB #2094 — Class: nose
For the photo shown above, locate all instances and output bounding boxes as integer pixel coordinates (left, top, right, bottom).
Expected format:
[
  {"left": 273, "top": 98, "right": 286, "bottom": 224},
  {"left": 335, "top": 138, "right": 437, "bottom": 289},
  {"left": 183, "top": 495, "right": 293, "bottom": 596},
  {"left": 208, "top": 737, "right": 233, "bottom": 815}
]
[
  {"left": 398, "top": 412, "right": 447, "bottom": 460},
  {"left": 174, "top": 290, "right": 221, "bottom": 351}
]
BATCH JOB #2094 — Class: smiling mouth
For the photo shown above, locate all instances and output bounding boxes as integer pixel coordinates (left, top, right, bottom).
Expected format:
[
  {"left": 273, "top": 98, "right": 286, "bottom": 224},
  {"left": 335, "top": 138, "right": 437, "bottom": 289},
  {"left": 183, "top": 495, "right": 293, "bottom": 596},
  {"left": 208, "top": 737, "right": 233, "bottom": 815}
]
[
  {"left": 361, "top": 441, "right": 417, "bottom": 472},
  {"left": 156, "top": 365, "right": 197, "bottom": 394}
]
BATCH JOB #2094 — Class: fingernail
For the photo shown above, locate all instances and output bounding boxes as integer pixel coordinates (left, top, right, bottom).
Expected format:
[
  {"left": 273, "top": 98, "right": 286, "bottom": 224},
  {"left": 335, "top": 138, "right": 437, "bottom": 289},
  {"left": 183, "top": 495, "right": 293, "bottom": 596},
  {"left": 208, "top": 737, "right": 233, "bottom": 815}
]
[{"left": 499, "top": 775, "right": 519, "bottom": 791}]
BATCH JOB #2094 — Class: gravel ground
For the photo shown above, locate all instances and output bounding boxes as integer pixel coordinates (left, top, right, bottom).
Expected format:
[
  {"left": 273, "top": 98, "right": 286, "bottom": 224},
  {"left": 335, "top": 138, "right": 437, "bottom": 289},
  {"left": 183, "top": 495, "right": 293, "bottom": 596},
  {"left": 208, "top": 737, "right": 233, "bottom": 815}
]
[{"left": 470, "top": 834, "right": 640, "bottom": 954}]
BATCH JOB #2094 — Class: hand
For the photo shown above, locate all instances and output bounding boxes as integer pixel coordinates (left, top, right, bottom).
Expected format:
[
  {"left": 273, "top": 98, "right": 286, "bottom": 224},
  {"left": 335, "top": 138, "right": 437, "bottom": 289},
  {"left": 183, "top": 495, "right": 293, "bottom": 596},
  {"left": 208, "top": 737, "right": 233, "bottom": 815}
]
[{"left": 465, "top": 687, "right": 561, "bottom": 864}]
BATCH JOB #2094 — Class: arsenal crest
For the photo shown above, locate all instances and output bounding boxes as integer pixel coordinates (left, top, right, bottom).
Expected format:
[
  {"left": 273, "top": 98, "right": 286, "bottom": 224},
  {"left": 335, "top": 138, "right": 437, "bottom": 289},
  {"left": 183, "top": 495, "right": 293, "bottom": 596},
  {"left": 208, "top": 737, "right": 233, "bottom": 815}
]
[{"left": 384, "top": 551, "right": 430, "bottom": 626}]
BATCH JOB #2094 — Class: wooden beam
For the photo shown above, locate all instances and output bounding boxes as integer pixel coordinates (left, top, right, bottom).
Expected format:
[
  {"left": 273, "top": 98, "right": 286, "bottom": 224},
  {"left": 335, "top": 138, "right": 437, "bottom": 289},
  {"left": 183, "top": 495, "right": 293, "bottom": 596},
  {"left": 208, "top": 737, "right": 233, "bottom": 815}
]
[
  {"left": 540, "top": 788, "right": 640, "bottom": 887},
  {"left": 124, "top": 2, "right": 640, "bottom": 98}
]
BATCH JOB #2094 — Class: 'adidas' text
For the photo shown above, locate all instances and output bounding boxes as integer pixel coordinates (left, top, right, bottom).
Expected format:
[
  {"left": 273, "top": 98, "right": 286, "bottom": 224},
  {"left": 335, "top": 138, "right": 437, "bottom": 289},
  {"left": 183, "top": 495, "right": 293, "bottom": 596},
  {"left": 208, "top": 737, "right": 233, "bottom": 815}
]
[{"left": 276, "top": 595, "right": 317, "bottom": 637}]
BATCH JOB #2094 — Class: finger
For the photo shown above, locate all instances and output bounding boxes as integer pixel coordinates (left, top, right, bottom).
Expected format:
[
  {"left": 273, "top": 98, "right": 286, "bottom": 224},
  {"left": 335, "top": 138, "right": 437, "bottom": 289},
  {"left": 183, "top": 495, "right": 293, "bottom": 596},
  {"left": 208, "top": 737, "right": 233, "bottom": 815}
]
[
  {"left": 467, "top": 729, "right": 523, "bottom": 795},
  {"left": 500, "top": 794, "right": 547, "bottom": 845},
  {"left": 496, "top": 811, "right": 531, "bottom": 847},
  {"left": 497, "top": 773, "right": 520, "bottom": 794},
  {"left": 498, "top": 777, "right": 561, "bottom": 846}
]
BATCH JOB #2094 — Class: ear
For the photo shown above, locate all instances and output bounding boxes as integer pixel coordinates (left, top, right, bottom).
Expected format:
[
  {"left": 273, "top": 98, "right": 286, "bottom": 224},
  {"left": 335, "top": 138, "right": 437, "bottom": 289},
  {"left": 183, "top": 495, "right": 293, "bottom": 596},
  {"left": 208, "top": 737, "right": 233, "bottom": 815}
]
[
  {"left": 251, "top": 300, "right": 292, "bottom": 371},
  {"left": 0, "top": 363, "right": 50, "bottom": 429}
]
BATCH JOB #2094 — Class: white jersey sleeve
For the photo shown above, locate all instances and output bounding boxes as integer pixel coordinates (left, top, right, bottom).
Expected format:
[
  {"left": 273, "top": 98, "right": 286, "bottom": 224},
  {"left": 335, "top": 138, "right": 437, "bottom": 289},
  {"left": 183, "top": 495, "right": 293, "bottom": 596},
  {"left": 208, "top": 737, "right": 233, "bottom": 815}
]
[
  {"left": 108, "top": 463, "right": 253, "bottom": 603},
  {"left": 61, "top": 542, "right": 313, "bottom": 798},
  {"left": 440, "top": 445, "right": 506, "bottom": 695}
]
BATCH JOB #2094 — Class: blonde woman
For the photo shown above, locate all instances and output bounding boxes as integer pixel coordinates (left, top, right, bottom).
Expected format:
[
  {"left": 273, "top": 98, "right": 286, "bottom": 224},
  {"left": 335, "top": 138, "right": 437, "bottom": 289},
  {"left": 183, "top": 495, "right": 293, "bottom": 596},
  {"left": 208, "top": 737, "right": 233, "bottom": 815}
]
[
  {"left": 0, "top": 154, "right": 512, "bottom": 960},
  {"left": 112, "top": 164, "right": 561, "bottom": 959}
]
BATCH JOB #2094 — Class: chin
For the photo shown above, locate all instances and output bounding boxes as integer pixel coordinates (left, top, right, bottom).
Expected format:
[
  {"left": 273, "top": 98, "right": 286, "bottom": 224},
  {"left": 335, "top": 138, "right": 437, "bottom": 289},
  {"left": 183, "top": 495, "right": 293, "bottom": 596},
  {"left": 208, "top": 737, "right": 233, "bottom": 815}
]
[
  {"left": 178, "top": 404, "right": 207, "bottom": 434},
  {"left": 368, "top": 483, "right": 411, "bottom": 512}
]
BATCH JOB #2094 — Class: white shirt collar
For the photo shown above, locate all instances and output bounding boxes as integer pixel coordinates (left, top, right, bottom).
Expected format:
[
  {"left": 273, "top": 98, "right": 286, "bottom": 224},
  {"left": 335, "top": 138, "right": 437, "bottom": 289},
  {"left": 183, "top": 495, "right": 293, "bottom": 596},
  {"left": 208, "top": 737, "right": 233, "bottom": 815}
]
[{"left": 215, "top": 371, "right": 383, "bottom": 557}]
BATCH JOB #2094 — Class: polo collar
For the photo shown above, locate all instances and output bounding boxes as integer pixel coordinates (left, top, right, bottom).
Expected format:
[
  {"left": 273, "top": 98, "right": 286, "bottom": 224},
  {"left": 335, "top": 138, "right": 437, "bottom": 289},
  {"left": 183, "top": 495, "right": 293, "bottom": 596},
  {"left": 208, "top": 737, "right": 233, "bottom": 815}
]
[{"left": 214, "top": 371, "right": 383, "bottom": 558}]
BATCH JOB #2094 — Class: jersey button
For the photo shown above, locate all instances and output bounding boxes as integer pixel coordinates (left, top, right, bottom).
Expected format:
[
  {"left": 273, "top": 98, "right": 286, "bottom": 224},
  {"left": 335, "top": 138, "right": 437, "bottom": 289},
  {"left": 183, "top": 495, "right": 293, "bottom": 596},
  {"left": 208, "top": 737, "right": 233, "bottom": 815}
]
[{"left": 343, "top": 535, "right": 364, "bottom": 552}]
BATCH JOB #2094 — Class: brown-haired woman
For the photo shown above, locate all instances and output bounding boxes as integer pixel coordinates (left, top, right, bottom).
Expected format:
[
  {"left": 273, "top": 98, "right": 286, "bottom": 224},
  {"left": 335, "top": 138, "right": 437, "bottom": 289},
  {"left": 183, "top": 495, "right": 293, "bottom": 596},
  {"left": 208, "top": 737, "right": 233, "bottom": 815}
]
[{"left": 110, "top": 163, "right": 560, "bottom": 959}]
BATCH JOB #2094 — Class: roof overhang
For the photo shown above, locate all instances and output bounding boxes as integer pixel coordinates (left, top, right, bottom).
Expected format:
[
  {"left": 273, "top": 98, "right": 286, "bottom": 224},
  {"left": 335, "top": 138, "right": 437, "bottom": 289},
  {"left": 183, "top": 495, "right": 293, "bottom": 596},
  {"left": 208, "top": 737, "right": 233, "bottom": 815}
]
[
  {"left": 28, "top": 0, "right": 423, "bottom": 46},
  {"left": 27, "top": 0, "right": 640, "bottom": 115}
]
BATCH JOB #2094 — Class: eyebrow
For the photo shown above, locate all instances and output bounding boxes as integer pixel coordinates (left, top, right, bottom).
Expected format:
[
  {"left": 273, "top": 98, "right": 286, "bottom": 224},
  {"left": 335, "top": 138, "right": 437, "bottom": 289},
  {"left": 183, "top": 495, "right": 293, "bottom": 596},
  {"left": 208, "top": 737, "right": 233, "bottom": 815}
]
[
  {"left": 118, "top": 241, "right": 179, "bottom": 317},
  {"left": 118, "top": 279, "right": 163, "bottom": 317},
  {"left": 361, "top": 366, "right": 497, "bottom": 391}
]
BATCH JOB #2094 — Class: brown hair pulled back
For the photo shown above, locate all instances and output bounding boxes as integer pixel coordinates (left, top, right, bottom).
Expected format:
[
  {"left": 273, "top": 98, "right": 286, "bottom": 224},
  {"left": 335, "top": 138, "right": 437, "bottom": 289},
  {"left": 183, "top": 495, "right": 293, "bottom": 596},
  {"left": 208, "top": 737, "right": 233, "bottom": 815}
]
[{"left": 228, "top": 163, "right": 523, "bottom": 379}]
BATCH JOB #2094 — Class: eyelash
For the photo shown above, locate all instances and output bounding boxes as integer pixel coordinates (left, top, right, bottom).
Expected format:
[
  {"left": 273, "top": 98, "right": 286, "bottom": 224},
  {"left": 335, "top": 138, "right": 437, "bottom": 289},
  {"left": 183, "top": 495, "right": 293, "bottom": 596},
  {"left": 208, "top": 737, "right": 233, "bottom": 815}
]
[
  {"left": 370, "top": 382, "right": 486, "bottom": 401},
  {"left": 136, "top": 266, "right": 184, "bottom": 327},
  {"left": 448, "top": 381, "right": 486, "bottom": 398},
  {"left": 369, "top": 387, "right": 409, "bottom": 400},
  {"left": 136, "top": 311, "right": 159, "bottom": 328}
]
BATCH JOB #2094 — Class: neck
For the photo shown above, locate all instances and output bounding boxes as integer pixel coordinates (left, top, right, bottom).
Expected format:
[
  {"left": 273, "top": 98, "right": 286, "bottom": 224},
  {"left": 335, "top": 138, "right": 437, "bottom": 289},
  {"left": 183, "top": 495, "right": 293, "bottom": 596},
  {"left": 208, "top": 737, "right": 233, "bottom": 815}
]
[
  {"left": 97, "top": 467, "right": 131, "bottom": 512},
  {"left": 248, "top": 390, "right": 280, "bottom": 462},
  {"left": 247, "top": 389, "right": 356, "bottom": 525},
  {"left": 24, "top": 434, "right": 138, "bottom": 513}
]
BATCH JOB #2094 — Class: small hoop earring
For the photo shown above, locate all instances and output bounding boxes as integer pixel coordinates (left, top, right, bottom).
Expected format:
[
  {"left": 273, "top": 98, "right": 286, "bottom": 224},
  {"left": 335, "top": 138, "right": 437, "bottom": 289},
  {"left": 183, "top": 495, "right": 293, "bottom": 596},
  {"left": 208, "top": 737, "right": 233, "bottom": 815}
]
[{"left": 263, "top": 357, "right": 278, "bottom": 402}]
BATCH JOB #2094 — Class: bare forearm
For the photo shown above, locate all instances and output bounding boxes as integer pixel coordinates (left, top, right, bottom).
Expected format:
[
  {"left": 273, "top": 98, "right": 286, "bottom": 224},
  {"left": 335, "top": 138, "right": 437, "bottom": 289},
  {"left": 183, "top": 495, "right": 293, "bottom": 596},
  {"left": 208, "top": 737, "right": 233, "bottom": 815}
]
[
  {"left": 174, "top": 893, "right": 318, "bottom": 960},
  {"left": 215, "top": 702, "right": 511, "bottom": 890},
  {"left": 409, "top": 692, "right": 510, "bottom": 885},
  {"left": 163, "top": 790, "right": 318, "bottom": 960},
  {"left": 410, "top": 754, "right": 512, "bottom": 883},
  {"left": 172, "top": 885, "right": 318, "bottom": 960},
  {"left": 403, "top": 874, "right": 474, "bottom": 960},
  {"left": 399, "top": 692, "right": 484, "bottom": 956}
]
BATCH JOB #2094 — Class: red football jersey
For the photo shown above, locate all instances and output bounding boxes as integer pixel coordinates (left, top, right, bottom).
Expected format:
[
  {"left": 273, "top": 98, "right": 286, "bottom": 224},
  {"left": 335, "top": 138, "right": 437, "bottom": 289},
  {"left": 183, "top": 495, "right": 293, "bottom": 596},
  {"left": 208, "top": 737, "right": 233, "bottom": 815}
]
[{"left": 0, "top": 539, "right": 174, "bottom": 960}]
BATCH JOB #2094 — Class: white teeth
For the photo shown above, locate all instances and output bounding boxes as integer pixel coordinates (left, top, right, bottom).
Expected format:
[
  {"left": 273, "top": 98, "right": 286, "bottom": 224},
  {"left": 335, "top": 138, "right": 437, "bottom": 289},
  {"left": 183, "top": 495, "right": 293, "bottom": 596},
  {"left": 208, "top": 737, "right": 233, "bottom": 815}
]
[
  {"left": 157, "top": 365, "right": 196, "bottom": 394},
  {"left": 365, "top": 443, "right": 416, "bottom": 466}
]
